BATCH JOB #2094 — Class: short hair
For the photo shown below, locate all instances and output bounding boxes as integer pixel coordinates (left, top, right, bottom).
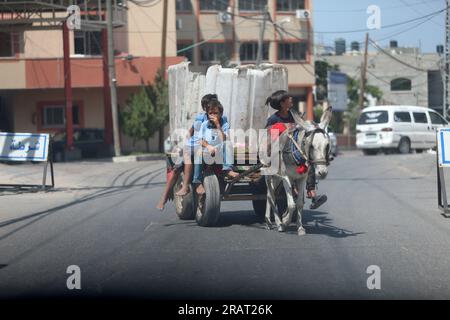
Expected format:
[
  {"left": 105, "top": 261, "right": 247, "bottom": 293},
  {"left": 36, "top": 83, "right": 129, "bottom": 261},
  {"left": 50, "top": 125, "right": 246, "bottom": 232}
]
[
  {"left": 265, "top": 90, "right": 291, "bottom": 110},
  {"left": 201, "top": 94, "right": 218, "bottom": 110},
  {"left": 206, "top": 99, "right": 223, "bottom": 115}
]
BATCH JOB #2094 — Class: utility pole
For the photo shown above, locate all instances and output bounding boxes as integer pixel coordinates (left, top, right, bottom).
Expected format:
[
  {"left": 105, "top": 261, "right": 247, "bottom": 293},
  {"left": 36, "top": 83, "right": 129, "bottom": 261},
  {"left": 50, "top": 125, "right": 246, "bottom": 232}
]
[
  {"left": 158, "top": 0, "right": 168, "bottom": 152},
  {"left": 358, "top": 32, "right": 369, "bottom": 110},
  {"left": 256, "top": 5, "right": 268, "bottom": 66},
  {"left": 107, "top": 0, "right": 121, "bottom": 156},
  {"left": 444, "top": 0, "right": 450, "bottom": 119}
]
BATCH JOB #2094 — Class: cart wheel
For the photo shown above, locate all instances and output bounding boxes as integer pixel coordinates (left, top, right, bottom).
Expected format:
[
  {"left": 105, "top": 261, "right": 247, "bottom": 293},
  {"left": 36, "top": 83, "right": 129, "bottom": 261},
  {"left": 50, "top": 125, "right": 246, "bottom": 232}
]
[
  {"left": 251, "top": 177, "right": 267, "bottom": 219},
  {"left": 173, "top": 173, "right": 195, "bottom": 220},
  {"left": 195, "top": 173, "right": 221, "bottom": 227}
]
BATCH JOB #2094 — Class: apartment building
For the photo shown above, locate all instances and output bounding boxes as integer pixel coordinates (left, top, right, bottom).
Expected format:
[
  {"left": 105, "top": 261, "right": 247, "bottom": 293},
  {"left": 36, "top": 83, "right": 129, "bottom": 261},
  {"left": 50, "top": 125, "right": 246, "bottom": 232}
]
[
  {"left": 175, "top": 0, "right": 315, "bottom": 118},
  {"left": 0, "top": 0, "right": 182, "bottom": 153}
]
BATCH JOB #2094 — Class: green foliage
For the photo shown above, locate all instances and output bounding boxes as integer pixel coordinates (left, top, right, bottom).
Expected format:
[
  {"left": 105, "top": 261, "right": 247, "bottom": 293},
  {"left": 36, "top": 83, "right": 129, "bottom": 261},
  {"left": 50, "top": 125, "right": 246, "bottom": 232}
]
[
  {"left": 344, "top": 76, "right": 383, "bottom": 134},
  {"left": 120, "top": 70, "right": 169, "bottom": 152},
  {"left": 314, "top": 60, "right": 340, "bottom": 101}
]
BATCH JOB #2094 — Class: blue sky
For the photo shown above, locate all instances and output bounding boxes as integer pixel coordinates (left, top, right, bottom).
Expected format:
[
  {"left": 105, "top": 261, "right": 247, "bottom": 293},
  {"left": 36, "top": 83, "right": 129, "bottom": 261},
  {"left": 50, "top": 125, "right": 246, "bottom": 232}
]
[{"left": 313, "top": 0, "right": 445, "bottom": 53}]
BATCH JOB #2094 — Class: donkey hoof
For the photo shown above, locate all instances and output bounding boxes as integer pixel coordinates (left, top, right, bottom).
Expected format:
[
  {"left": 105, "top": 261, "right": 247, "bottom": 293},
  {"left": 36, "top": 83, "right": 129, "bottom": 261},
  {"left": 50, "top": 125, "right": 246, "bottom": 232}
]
[
  {"left": 297, "top": 227, "right": 306, "bottom": 236},
  {"left": 277, "top": 225, "right": 286, "bottom": 232}
]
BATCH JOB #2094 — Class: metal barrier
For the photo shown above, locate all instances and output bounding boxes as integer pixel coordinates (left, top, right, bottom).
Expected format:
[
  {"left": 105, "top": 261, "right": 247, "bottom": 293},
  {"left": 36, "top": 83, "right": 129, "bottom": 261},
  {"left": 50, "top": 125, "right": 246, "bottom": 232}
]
[{"left": 0, "top": 132, "right": 54, "bottom": 190}]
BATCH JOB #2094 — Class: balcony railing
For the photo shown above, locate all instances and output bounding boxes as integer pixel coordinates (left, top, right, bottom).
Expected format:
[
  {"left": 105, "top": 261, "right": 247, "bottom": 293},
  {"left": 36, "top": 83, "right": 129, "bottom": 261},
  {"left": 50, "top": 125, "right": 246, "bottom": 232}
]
[{"left": 0, "top": 0, "right": 126, "bottom": 29}]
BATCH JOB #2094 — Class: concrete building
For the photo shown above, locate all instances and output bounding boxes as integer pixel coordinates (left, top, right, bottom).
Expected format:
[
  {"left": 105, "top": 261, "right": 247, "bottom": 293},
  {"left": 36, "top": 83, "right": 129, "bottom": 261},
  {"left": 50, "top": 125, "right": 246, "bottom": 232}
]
[
  {"left": 0, "top": 0, "right": 183, "bottom": 153},
  {"left": 175, "top": 0, "right": 315, "bottom": 117},
  {"left": 321, "top": 42, "right": 444, "bottom": 113}
]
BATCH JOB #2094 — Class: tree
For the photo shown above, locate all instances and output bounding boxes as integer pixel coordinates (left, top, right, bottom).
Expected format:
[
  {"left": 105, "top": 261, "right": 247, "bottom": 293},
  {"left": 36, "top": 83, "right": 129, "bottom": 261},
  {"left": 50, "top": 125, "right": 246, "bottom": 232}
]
[
  {"left": 314, "top": 60, "right": 340, "bottom": 101},
  {"left": 344, "top": 77, "right": 382, "bottom": 134},
  {"left": 120, "top": 70, "right": 169, "bottom": 153}
]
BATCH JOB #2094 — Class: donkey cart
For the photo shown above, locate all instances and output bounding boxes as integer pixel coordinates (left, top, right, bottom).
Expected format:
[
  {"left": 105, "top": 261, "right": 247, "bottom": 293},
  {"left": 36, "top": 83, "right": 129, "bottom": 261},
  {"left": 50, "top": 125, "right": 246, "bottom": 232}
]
[{"left": 166, "top": 62, "right": 289, "bottom": 227}]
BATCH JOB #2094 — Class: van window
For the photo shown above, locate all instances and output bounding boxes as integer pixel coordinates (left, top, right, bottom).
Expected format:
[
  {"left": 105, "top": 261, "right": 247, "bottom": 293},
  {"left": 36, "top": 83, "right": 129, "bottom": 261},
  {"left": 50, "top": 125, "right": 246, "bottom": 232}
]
[
  {"left": 358, "top": 111, "right": 388, "bottom": 124},
  {"left": 413, "top": 112, "right": 428, "bottom": 124},
  {"left": 429, "top": 112, "right": 448, "bottom": 125},
  {"left": 394, "top": 112, "right": 411, "bottom": 123}
]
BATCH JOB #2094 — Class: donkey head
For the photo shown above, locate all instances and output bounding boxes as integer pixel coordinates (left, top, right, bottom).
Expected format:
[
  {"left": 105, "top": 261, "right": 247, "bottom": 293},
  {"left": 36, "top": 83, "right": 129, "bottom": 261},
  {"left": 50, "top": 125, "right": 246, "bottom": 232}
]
[{"left": 290, "top": 106, "right": 333, "bottom": 179}]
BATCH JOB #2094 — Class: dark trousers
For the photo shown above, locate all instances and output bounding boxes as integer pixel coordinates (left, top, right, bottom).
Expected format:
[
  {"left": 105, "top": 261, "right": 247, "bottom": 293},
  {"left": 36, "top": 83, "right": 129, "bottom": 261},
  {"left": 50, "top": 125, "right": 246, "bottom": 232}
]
[{"left": 306, "top": 168, "right": 316, "bottom": 191}]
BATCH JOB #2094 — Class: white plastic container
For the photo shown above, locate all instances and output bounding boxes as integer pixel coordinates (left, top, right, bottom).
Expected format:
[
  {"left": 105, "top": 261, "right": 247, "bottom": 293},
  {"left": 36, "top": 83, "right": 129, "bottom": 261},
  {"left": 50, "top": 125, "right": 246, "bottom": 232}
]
[{"left": 168, "top": 62, "right": 288, "bottom": 150}]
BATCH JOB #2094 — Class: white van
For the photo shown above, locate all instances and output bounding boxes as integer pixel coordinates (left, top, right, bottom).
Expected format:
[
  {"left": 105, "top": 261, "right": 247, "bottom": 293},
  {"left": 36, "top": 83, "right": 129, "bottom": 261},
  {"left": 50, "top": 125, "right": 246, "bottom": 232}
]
[{"left": 356, "top": 105, "right": 448, "bottom": 155}]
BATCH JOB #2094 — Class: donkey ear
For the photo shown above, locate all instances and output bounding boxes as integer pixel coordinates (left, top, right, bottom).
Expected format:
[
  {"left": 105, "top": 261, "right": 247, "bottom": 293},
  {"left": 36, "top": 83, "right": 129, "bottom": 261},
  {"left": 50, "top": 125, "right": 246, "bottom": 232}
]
[
  {"left": 289, "top": 109, "right": 307, "bottom": 129},
  {"left": 319, "top": 105, "right": 332, "bottom": 130}
]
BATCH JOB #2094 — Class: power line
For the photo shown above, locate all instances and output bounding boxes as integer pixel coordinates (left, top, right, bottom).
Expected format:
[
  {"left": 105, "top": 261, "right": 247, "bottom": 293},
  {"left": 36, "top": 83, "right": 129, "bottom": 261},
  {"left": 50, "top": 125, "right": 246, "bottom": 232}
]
[
  {"left": 312, "top": 6, "right": 447, "bottom": 34},
  {"left": 369, "top": 38, "right": 430, "bottom": 72}
]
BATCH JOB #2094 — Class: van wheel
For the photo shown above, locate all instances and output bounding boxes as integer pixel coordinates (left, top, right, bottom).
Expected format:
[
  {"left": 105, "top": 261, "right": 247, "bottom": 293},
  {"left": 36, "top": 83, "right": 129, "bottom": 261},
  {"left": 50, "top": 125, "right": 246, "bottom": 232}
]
[
  {"left": 398, "top": 138, "right": 411, "bottom": 154},
  {"left": 415, "top": 149, "right": 424, "bottom": 154}
]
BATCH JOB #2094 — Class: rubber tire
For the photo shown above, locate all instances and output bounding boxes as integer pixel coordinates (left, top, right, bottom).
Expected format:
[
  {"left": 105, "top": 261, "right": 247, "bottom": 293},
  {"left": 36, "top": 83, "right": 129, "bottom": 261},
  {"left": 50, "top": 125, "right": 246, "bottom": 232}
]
[
  {"left": 251, "top": 177, "right": 267, "bottom": 219},
  {"left": 416, "top": 149, "right": 424, "bottom": 154},
  {"left": 398, "top": 138, "right": 411, "bottom": 154},
  {"left": 173, "top": 173, "right": 195, "bottom": 220},
  {"left": 195, "top": 173, "right": 221, "bottom": 227}
]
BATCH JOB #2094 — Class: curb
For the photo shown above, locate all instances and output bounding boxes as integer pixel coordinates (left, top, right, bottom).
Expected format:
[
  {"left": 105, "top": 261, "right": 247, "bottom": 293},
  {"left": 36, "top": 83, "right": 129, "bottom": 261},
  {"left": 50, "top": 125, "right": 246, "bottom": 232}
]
[{"left": 112, "top": 154, "right": 166, "bottom": 163}]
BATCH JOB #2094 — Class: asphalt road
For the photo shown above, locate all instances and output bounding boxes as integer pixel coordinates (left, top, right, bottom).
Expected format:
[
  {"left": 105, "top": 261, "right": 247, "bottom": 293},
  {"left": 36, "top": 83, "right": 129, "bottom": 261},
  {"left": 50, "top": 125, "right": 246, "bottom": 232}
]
[{"left": 1, "top": 151, "right": 450, "bottom": 299}]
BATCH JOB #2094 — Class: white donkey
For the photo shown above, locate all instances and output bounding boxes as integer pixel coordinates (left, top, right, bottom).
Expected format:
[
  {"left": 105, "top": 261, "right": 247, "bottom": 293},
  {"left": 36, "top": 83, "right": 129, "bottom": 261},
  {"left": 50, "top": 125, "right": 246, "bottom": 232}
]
[{"left": 264, "top": 106, "right": 333, "bottom": 235}]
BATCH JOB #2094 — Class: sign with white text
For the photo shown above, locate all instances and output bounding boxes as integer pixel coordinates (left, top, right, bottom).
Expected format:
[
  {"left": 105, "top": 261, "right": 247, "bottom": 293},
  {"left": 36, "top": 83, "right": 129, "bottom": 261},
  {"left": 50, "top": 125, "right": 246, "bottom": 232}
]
[{"left": 0, "top": 133, "right": 49, "bottom": 162}]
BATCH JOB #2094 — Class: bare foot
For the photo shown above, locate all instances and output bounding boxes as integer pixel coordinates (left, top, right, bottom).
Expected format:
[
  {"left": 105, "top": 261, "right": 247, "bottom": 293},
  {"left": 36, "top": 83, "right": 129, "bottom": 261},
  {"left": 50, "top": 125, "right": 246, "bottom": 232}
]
[
  {"left": 175, "top": 186, "right": 190, "bottom": 196},
  {"left": 306, "top": 190, "right": 316, "bottom": 199},
  {"left": 156, "top": 198, "right": 166, "bottom": 211},
  {"left": 226, "top": 170, "right": 240, "bottom": 179},
  {"left": 196, "top": 184, "right": 205, "bottom": 195}
]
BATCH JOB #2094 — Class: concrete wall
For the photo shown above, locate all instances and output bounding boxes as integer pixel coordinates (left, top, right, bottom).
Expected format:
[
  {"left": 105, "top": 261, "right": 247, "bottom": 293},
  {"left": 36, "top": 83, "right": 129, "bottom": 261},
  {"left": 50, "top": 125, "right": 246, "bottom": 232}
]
[{"left": 322, "top": 52, "right": 441, "bottom": 107}]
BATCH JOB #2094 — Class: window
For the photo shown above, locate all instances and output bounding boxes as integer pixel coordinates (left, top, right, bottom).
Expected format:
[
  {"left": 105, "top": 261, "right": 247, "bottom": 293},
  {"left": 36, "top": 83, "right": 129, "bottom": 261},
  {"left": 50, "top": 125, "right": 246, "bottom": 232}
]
[
  {"left": 177, "top": 42, "right": 194, "bottom": 63},
  {"left": 176, "top": 0, "right": 192, "bottom": 11},
  {"left": 0, "top": 32, "right": 13, "bottom": 57},
  {"left": 358, "top": 111, "right": 388, "bottom": 124},
  {"left": 394, "top": 112, "right": 411, "bottom": 123},
  {"left": 278, "top": 42, "right": 307, "bottom": 61},
  {"left": 391, "top": 78, "right": 412, "bottom": 91},
  {"left": 276, "top": 0, "right": 305, "bottom": 11},
  {"left": 199, "top": 0, "right": 228, "bottom": 11},
  {"left": 200, "top": 43, "right": 232, "bottom": 63},
  {"left": 239, "top": 0, "right": 267, "bottom": 11},
  {"left": 74, "top": 30, "right": 102, "bottom": 56},
  {"left": 240, "top": 42, "right": 269, "bottom": 62},
  {"left": 413, "top": 112, "right": 428, "bottom": 124},
  {"left": 42, "top": 105, "right": 80, "bottom": 128},
  {"left": 429, "top": 112, "right": 448, "bottom": 125}
]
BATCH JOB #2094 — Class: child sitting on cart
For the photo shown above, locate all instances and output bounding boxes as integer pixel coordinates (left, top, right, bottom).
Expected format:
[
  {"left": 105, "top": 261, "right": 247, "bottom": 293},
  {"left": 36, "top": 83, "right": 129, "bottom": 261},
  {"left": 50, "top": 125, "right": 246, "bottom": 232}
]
[
  {"left": 157, "top": 93, "right": 220, "bottom": 210},
  {"left": 194, "top": 99, "right": 239, "bottom": 195}
]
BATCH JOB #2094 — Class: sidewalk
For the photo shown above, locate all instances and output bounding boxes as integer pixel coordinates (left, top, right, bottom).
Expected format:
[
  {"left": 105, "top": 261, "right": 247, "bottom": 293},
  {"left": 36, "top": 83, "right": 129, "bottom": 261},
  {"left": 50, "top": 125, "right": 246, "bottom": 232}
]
[{"left": 0, "top": 159, "right": 166, "bottom": 223}]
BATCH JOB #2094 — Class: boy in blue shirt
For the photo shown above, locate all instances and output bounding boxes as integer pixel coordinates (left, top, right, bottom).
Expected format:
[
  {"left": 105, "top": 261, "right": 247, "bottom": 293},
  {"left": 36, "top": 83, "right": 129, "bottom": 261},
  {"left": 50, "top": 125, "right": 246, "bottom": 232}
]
[
  {"left": 158, "top": 94, "right": 218, "bottom": 209},
  {"left": 195, "top": 99, "right": 239, "bottom": 195}
]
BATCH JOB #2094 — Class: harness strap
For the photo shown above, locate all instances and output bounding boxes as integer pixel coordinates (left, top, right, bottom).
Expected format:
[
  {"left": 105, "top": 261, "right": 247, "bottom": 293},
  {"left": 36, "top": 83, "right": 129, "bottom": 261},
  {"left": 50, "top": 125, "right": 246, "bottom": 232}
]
[{"left": 287, "top": 131, "right": 308, "bottom": 163}]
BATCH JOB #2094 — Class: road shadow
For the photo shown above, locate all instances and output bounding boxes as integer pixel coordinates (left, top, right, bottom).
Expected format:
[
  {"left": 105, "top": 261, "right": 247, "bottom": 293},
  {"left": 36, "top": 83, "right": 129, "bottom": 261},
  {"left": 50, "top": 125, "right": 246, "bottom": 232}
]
[
  {"left": 286, "top": 209, "right": 364, "bottom": 238},
  {"left": 215, "top": 209, "right": 363, "bottom": 238}
]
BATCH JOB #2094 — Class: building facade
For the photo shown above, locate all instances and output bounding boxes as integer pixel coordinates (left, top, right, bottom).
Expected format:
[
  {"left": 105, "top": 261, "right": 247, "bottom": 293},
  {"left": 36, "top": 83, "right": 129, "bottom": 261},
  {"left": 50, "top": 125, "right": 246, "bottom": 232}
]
[
  {"left": 0, "top": 0, "right": 182, "bottom": 153},
  {"left": 321, "top": 44, "right": 443, "bottom": 113},
  {"left": 175, "top": 0, "right": 315, "bottom": 117}
]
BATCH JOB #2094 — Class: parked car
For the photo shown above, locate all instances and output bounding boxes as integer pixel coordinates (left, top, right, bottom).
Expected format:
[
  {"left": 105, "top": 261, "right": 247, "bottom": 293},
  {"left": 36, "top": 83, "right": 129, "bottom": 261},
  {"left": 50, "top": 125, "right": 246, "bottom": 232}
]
[
  {"left": 356, "top": 105, "right": 448, "bottom": 155},
  {"left": 51, "top": 128, "right": 110, "bottom": 161}
]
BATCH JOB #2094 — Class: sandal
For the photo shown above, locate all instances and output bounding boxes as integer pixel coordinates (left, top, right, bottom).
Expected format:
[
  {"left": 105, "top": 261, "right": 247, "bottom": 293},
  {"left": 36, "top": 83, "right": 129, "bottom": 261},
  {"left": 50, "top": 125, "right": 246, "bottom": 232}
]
[{"left": 310, "top": 195, "right": 327, "bottom": 210}]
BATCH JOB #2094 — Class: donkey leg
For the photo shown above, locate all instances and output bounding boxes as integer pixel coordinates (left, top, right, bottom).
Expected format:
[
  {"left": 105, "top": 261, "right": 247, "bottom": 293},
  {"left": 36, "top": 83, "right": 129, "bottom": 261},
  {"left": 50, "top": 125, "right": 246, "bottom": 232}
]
[
  {"left": 265, "top": 177, "right": 278, "bottom": 230},
  {"left": 295, "top": 179, "right": 306, "bottom": 236},
  {"left": 271, "top": 177, "right": 285, "bottom": 232},
  {"left": 281, "top": 177, "right": 296, "bottom": 229}
]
